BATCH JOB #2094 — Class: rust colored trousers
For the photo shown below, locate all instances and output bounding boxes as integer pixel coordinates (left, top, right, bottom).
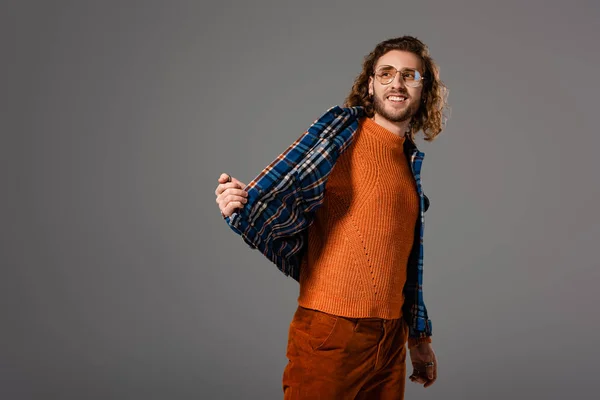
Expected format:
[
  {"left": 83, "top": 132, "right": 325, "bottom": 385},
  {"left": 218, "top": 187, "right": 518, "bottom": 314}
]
[{"left": 282, "top": 305, "right": 409, "bottom": 399}]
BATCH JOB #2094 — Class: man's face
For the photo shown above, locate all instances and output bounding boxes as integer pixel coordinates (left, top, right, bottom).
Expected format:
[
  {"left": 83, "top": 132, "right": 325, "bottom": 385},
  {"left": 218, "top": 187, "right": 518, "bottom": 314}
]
[{"left": 369, "top": 50, "right": 423, "bottom": 124}]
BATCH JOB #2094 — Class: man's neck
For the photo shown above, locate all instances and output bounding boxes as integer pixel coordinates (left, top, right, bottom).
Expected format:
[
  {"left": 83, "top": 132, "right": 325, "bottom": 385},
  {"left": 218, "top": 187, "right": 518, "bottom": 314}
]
[{"left": 372, "top": 114, "right": 410, "bottom": 137}]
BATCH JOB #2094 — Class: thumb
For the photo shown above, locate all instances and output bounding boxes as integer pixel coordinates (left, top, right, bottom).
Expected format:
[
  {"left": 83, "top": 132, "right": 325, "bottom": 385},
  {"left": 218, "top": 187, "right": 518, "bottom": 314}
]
[
  {"left": 218, "top": 173, "right": 246, "bottom": 189},
  {"left": 218, "top": 173, "right": 231, "bottom": 183},
  {"left": 230, "top": 176, "right": 246, "bottom": 188}
]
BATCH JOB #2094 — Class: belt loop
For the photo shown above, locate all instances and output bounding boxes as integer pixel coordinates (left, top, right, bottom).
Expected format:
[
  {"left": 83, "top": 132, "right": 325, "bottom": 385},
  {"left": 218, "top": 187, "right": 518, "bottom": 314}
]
[{"left": 350, "top": 317, "right": 360, "bottom": 332}]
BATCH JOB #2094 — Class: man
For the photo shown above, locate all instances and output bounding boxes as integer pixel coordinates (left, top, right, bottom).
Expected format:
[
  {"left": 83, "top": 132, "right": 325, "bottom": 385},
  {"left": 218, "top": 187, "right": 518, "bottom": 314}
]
[{"left": 214, "top": 36, "right": 448, "bottom": 398}]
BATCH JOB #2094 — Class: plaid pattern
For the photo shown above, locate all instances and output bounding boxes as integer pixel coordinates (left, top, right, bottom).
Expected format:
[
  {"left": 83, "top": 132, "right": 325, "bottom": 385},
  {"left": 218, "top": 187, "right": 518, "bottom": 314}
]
[{"left": 224, "top": 105, "right": 433, "bottom": 339}]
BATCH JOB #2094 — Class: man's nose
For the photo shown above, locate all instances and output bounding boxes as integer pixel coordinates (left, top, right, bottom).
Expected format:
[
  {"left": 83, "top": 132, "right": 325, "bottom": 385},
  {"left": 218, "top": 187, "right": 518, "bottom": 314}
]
[{"left": 390, "top": 72, "right": 406, "bottom": 89}]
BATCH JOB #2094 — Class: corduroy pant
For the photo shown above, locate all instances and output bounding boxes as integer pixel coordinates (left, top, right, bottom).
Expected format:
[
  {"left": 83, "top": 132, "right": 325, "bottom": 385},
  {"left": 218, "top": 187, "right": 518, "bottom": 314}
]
[{"left": 282, "top": 305, "right": 409, "bottom": 399}]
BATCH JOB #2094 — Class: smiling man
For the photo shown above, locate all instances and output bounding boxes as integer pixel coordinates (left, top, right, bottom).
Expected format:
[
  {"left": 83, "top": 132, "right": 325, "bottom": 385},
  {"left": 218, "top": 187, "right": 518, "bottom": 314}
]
[{"left": 215, "top": 36, "right": 449, "bottom": 399}]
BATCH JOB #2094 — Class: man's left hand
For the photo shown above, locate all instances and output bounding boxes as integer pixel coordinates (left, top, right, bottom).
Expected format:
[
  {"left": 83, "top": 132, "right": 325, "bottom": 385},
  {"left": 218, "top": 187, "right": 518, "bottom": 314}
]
[{"left": 408, "top": 342, "right": 437, "bottom": 388}]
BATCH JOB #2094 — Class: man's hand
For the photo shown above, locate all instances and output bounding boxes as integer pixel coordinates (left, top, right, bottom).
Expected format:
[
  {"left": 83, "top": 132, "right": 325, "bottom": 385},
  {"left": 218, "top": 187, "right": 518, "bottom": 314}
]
[
  {"left": 408, "top": 342, "right": 437, "bottom": 388},
  {"left": 215, "top": 173, "right": 247, "bottom": 218}
]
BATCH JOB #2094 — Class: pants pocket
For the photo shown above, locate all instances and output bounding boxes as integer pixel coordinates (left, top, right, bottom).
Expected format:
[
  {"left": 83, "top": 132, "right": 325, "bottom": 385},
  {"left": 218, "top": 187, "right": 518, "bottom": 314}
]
[{"left": 290, "top": 306, "right": 340, "bottom": 352}]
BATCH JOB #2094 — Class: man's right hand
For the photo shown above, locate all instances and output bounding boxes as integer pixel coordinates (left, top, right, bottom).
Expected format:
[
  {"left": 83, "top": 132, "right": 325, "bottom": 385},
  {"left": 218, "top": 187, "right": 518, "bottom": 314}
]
[{"left": 215, "top": 173, "right": 248, "bottom": 218}]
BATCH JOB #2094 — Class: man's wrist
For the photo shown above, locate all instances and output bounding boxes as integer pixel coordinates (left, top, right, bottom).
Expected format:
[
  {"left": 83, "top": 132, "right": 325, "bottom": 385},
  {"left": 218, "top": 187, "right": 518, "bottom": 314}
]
[{"left": 407, "top": 336, "right": 432, "bottom": 348}]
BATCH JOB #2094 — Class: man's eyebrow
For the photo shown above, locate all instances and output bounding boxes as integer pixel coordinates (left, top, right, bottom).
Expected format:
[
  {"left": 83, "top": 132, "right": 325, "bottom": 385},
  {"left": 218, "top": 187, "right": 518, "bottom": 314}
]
[
  {"left": 375, "top": 65, "right": 421, "bottom": 72},
  {"left": 376, "top": 64, "right": 418, "bottom": 69}
]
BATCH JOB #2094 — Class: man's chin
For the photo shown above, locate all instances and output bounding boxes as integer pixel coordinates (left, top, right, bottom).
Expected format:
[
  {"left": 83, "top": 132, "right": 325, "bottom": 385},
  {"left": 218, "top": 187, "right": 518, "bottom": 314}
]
[
  {"left": 383, "top": 111, "right": 411, "bottom": 123},
  {"left": 374, "top": 101, "right": 414, "bottom": 123}
]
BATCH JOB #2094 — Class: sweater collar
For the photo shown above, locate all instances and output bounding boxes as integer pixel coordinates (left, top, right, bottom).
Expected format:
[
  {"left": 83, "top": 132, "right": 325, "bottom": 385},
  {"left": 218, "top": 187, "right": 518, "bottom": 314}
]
[{"left": 342, "top": 105, "right": 423, "bottom": 156}]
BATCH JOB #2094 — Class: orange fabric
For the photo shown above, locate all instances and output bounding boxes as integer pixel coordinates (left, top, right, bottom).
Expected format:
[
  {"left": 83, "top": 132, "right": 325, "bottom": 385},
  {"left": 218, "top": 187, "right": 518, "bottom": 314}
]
[
  {"left": 298, "top": 117, "right": 420, "bottom": 324},
  {"left": 282, "top": 305, "right": 409, "bottom": 399}
]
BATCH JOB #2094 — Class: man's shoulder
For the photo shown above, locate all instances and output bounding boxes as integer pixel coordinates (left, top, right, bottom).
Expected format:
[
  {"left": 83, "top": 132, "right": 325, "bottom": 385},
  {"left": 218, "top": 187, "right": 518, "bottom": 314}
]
[
  {"left": 320, "top": 105, "right": 364, "bottom": 119},
  {"left": 308, "top": 105, "right": 365, "bottom": 138}
]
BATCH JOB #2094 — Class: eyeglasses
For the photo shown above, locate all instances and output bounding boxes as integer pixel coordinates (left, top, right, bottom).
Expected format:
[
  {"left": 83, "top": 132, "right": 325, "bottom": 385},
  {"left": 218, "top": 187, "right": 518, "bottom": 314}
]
[{"left": 373, "top": 66, "right": 425, "bottom": 88}]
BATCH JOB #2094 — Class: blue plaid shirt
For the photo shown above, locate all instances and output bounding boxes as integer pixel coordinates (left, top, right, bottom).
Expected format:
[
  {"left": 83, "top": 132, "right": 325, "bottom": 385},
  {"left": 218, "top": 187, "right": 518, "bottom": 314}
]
[{"left": 224, "top": 105, "right": 433, "bottom": 339}]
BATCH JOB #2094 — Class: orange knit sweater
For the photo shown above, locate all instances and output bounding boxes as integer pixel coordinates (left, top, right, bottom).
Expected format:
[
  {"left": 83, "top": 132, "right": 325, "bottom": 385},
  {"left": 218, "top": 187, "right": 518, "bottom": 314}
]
[{"left": 298, "top": 117, "right": 430, "bottom": 345}]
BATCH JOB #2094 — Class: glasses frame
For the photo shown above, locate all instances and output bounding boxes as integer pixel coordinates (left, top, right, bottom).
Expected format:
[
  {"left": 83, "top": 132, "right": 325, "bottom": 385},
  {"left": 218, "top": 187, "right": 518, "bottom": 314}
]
[{"left": 373, "top": 65, "right": 426, "bottom": 88}]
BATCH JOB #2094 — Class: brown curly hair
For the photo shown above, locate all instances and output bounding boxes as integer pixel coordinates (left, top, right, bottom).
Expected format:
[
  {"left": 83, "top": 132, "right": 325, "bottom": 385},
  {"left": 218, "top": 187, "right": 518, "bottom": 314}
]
[{"left": 344, "top": 36, "right": 450, "bottom": 142}]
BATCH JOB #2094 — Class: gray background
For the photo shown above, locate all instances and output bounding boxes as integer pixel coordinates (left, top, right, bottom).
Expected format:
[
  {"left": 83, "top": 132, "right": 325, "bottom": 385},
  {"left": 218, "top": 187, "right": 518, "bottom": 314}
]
[{"left": 2, "top": 0, "right": 599, "bottom": 399}]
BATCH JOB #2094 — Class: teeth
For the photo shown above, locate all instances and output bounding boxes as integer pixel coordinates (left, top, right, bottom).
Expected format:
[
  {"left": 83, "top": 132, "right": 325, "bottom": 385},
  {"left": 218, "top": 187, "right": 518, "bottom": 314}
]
[{"left": 388, "top": 96, "right": 405, "bottom": 102}]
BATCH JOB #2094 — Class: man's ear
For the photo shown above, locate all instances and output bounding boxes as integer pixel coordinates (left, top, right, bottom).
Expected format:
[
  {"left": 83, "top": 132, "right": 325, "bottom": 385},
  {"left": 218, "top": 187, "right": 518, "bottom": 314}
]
[{"left": 368, "top": 76, "right": 373, "bottom": 96}]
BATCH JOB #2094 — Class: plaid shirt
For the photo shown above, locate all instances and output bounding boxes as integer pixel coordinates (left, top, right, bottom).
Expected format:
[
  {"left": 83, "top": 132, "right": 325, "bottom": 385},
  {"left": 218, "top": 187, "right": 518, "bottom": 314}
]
[{"left": 224, "top": 105, "right": 433, "bottom": 339}]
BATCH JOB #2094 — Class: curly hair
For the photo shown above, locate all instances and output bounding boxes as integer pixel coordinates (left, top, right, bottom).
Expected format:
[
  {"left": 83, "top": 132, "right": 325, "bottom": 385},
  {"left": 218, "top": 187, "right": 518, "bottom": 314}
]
[{"left": 344, "top": 36, "right": 450, "bottom": 142}]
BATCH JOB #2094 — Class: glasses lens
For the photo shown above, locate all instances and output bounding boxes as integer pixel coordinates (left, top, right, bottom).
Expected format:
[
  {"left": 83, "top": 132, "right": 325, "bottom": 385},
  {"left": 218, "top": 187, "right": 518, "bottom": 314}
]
[
  {"left": 376, "top": 66, "right": 396, "bottom": 84},
  {"left": 401, "top": 69, "right": 422, "bottom": 87}
]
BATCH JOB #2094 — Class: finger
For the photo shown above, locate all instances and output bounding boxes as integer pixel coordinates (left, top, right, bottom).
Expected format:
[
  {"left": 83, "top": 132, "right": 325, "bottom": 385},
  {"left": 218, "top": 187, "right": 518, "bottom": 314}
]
[
  {"left": 409, "top": 371, "right": 426, "bottom": 384},
  {"left": 220, "top": 198, "right": 247, "bottom": 214},
  {"left": 216, "top": 196, "right": 245, "bottom": 217},
  {"left": 229, "top": 176, "right": 246, "bottom": 188},
  {"left": 227, "top": 189, "right": 249, "bottom": 198},
  {"left": 218, "top": 173, "right": 232, "bottom": 183},
  {"left": 426, "top": 366, "right": 434, "bottom": 380},
  {"left": 424, "top": 363, "right": 437, "bottom": 387},
  {"left": 215, "top": 182, "right": 246, "bottom": 196},
  {"left": 411, "top": 376, "right": 427, "bottom": 385},
  {"left": 217, "top": 189, "right": 248, "bottom": 201},
  {"left": 218, "top": 173, "right": 246, "bottom": 187},
  {"left": 222, "top": 194, "right": 249, "bottom": 207},
  {"left": 222, "top": 201, "right": 245, "bottom": 217},
  {"left": 424, "top": 377, "right": 436, "bottom": 388}
]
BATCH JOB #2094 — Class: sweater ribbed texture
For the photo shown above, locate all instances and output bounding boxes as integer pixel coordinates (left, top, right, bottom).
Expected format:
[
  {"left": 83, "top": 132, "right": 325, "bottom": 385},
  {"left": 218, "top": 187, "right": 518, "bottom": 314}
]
[{"left": 298, "top": 117, "right": 420, "bottom": 320}]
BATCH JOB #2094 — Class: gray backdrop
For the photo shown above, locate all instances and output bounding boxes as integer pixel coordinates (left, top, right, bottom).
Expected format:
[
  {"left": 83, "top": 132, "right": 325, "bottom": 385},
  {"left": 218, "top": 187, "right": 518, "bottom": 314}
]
[{"left": 2, "top": 0, "right": 599, "bottom": 399}]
